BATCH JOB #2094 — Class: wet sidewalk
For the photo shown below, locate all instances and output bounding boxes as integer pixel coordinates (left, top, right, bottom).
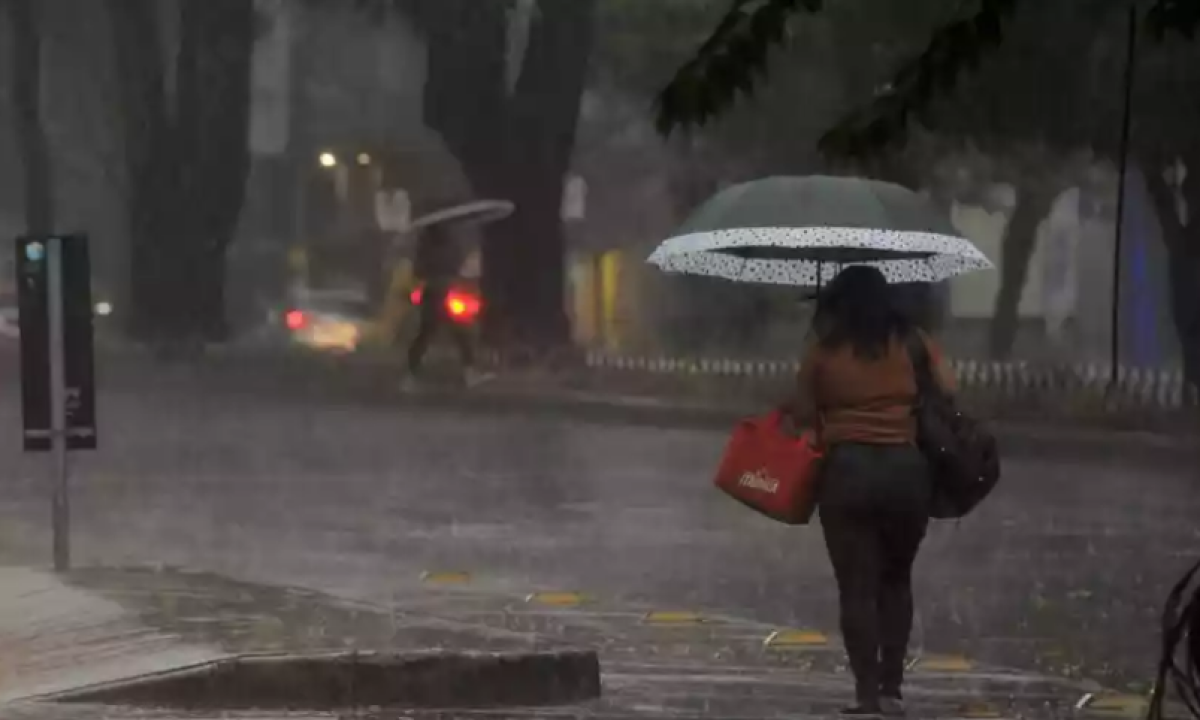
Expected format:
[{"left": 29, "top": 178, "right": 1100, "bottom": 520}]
[
  {"left": 0, "top": 567, "right": 596, "bottom": 719},
  {"left": 1, "top": 564, "right": 1180, "bottom": 719},
  {"left": 380, "top": 574, "right": 1159, "bottom": 720}
]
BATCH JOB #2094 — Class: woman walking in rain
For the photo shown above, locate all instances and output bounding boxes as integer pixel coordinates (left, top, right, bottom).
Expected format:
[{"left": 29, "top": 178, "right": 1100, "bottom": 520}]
[{"left": 786, "top": 265, "right": 956, "bottom": 716}]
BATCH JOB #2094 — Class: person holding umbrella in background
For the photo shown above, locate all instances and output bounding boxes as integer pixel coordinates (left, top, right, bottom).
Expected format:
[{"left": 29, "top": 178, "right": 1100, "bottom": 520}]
[
  {"left": 399, "top": 208, "right": 511, "bottom": 391},
  {"left": 401, "top": 221, "right": 478, "bottom": 389},
  {"left": 380, "top": 131, "right": 512, "bottom": 391}
]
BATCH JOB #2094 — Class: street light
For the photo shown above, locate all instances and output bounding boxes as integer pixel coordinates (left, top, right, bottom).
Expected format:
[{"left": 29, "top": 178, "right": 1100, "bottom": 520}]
[
  {"left": 318, "top": 152, "right": 337, "bottom": 168},
  {"left": 357, "top": 152, "right": 371, "bottom": 166}
]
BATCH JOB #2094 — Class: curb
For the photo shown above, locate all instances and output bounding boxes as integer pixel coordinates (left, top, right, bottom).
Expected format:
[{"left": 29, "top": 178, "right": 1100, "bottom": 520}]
[
  {"left": 43, "top": 649, "right": 601, "bottom": 712},
  {"left": 41, "top": 346, "right": 1196, "bottom": 464},
  {"left": 404, "top": 385, "right": 1200, "bottom": 467}
]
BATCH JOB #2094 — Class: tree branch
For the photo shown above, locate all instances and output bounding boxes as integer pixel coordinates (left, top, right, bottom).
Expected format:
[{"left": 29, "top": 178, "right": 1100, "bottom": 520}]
[
  {"left": 1147, "top": 0, "right": 1200, "bottom": 40},
  {"left": 654, "top": 0, "right": 823, "bottom": 136},
  {"left": 818, "top": 0, "right": 1021, "bottom": 160}
]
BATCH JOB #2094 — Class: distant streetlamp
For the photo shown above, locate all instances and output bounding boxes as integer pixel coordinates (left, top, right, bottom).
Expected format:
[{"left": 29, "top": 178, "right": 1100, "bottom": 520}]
[
  {"left": 318, "top": 152, "right": 337, "bottom": 168},
  {"left": 357, "top": 152, "right": 371, "bottom": 166}
]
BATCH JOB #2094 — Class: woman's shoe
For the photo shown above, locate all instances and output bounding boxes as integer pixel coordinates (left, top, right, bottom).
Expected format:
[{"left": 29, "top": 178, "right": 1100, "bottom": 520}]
[
  {"left": 840, "top": 704, "right": 883, "bottom": 717},
  {"left": 398, "top": 373, "right": 421, "bottom": 393},
  {"left": 880, "top": 696, "right": 906, "bottom": 717}
]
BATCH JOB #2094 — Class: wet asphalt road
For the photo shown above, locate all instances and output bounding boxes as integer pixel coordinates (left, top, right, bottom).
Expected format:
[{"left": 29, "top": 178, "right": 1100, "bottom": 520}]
[{"left": 0, "top": 363, "right": 1197, "bottom": 698}]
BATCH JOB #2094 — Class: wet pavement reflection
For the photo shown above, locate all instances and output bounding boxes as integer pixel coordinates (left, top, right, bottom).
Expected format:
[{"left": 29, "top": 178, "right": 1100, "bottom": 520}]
[
  {"left": 67, "top": 567, "right": 548, "bottom": 656},
  {"left": 1, "top": 381, "right": 1196, "bottom": 717}
]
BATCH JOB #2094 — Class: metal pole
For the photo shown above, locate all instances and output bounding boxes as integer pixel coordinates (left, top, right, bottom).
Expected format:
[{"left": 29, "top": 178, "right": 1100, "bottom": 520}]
[
  {"left": 46, "top": 236, "right": 70, "bottom": 572},
  {"left": 1109, "top": 2, "right": 1138, "bottom": 388},
  {"left": 291, "top": 149, "right": 309, "bottom": 296}
]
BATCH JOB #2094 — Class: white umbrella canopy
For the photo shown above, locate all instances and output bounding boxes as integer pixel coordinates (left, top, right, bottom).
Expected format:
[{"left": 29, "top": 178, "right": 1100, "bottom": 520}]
[
  {"left": 408, "top": 200, "right": 515, "bottom": 231},
  {"left": 648, "top": 175, "right": 993, "bottom": 286}
]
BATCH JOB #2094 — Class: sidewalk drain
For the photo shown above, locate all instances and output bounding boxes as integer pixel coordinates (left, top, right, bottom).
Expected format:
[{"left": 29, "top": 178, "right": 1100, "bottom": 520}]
[{"left": 41, "top": 650, "right": 600, "bottom": 712}]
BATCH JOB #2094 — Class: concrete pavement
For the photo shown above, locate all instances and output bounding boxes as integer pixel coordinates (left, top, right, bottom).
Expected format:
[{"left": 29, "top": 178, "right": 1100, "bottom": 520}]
[
  {"left": 0, "top": 567, "right": 598, "bottom": 716},
  {"left": 0, "top": 567, "right": 1133, "bottom": 719},
  {"left": 0, "top": 567, "right": 224, "bottom": 705}
]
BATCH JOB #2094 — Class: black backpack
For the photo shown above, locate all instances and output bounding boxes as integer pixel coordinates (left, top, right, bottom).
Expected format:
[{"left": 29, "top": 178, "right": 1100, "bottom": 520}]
[{"left": 904, "top": 334, "right": 1001, "bottom": 519}]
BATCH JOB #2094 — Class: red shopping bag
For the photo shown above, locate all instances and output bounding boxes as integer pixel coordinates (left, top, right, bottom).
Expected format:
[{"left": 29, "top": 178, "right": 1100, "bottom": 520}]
[{"left": 713, "top": 411, "right": 823, "bottom": 525}]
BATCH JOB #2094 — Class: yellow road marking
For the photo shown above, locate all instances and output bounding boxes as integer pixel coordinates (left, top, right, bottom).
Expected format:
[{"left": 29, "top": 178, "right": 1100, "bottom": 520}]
[
  {"left": 1080, "top": 694, "right": 1148, "bottom": 717},
  {"left": 525, "top": 592, "right": 586, "bottom": 607},
  {"left": 959, "top": 702, "right": 1003, "bottom": 718},
  {"left": 420, "top": 571, "right": 471, "bottom": 584},
  {"left": 642, "top": 610, "right": 706, "bottom": 625},
  {"left": 763, "top": 629, "right": 829, "bottom": 648},
  {"left": 916, "top": 655, "right": 974, "bottom": 672}
]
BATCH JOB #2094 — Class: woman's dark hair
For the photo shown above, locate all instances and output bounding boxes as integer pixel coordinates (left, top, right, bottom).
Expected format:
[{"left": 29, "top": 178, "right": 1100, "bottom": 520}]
[{"left": 816, "top": 265, "right": 910, "bottom": 360}]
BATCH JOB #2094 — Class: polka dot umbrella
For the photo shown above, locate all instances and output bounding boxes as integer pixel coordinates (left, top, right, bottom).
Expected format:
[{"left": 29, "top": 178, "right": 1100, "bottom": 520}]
[{"left": 647, "top": 175, "right": 993, "bottom": 286}]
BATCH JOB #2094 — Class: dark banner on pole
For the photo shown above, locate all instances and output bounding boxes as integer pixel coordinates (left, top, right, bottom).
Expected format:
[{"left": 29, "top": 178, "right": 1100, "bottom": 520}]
[
  {"left": 16, "top": 235, "right": 97, "bottom": 451},
  {"left": 17, "top": 238, "right": 49, "bottom": 449}
]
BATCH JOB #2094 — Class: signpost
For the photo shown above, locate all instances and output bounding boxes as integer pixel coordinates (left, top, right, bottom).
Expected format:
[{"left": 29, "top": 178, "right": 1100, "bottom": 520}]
[
  {"left": 375, "top": 188, "right": 412, "bottom": 234},
  {"left": 16, "top": 235, "right": 97, "bottom": 572}
]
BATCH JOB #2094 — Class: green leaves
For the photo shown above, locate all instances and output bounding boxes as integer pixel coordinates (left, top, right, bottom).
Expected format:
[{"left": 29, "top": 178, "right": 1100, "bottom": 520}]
[
  {"left": 653, "top": 0, "right": 823, "bottom": 136},
  {"left": 818, "top": 0, "right": 1020, "bottom": 159},
  {"left": 653, "top": 0, "right": 1023, "bottom": 153},
  {"left": 1147, "top": 0, "right": 1200, "bottom": 40}
]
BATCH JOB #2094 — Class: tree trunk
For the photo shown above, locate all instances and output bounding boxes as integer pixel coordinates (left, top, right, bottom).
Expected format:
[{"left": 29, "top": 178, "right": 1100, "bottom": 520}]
[
  {"left": 421, "top": 0, "right": 509, "bottom": 179},
  {"left": 419, "top": 0, "right": 512, "bottom": 344},
  {"left": 176, "top": 0, "right": 255, "bottom": 340},
  {"left": 105, "top": 0, "right": 178, "bottom": 340},
  {"left": 494, "top": 0, "right": 597, "bottom": 348},
  {"left": 419, "top": 0, "right": 596, "bottom": 350},
  {"left": 1143, "top": 156, "right": 1200, "bottom": 390},
  {"left": 7, "top": 0, "right": 55, "bottom": 235},
  {"left": 989, "top": 183, "right": 1054, "bottom": 359},
  {"left": 105, "top": 0, "right": 254, "bottom": 343}
]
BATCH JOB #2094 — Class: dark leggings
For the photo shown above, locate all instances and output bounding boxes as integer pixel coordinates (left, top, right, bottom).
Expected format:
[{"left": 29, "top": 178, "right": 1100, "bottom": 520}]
[
  {"left": 819, "top": 443, "right": 931, "bottom": 704},
  {"left": 407, "top": 284, "right": 474, "bottom": 374}
]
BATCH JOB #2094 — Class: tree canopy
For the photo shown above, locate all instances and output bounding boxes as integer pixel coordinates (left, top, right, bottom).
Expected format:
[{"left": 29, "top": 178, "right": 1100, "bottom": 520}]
[
  {"left": 654, "top": 0, "right": 1200, "bottom": 157},
  {"left": 654, "top": 0, "right": 1200, "bottom": 381}
]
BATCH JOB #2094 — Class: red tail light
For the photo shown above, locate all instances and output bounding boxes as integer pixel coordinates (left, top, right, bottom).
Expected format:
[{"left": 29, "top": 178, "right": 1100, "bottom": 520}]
[
  {"left": 285, "top": 310, "right": 306, "bottom": 330},
  {"left": 409, "top": 285, "right": 482, "bottom": 324},
  {"left": 446, "top": 291, "right": 482, "bottom": 324}
]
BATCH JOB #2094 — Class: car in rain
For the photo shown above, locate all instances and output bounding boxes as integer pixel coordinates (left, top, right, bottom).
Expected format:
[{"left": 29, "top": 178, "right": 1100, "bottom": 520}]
[
  {"left": 281, "top": 289, "right": 377, "bottom": 355},
  {"left": 280, "top": 282, "right": 484, "bottom": 356}
]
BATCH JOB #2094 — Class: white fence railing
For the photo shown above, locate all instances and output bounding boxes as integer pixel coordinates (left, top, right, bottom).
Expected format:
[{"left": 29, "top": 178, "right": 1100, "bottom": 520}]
[{"left": 582, "top": 351, "right": 1198, "bottom": 411}]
